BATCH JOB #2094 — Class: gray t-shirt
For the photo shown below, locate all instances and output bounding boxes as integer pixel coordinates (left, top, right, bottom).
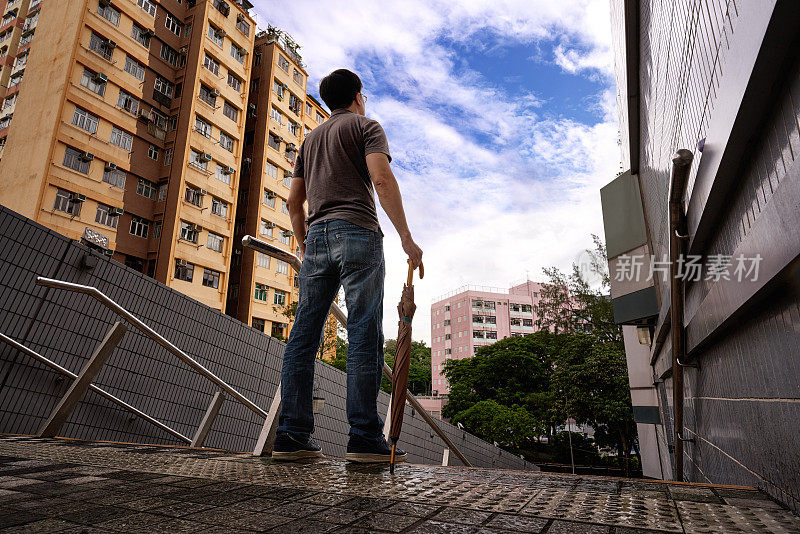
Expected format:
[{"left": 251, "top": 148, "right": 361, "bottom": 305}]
[{"left": 294, "top": 108, "right": 391, "bottom": 233}]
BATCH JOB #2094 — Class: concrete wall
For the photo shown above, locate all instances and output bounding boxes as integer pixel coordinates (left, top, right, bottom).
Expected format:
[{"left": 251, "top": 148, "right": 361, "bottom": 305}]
[{"left": 0, "top": 204, "right": 533, "bottom": 471}]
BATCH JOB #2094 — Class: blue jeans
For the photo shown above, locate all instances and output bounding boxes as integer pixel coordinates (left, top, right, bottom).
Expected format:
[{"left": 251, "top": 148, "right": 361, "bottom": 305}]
[{"left": 277, "top": 219, "right": 385, "bottom": 442}]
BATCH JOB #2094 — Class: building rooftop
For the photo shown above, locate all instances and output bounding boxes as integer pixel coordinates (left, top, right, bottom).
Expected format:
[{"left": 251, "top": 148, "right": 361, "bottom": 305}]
[{"left": 0, "top": 434, "right": 797, "bottom": 533}]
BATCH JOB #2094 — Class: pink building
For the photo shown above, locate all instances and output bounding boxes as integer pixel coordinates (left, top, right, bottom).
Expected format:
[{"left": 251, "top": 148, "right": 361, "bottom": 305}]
[{"left": 429, "top": 281, "right": 546, "bottom": 400}]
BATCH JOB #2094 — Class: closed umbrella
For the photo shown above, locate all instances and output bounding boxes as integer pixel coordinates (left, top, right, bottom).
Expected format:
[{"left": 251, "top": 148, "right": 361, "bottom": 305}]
[{"left": 389, "top": 259, "right": 423, "bottom": 473}]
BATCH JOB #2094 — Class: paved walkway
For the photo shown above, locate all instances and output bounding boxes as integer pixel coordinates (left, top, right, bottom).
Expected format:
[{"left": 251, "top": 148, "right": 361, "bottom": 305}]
[{"left": 0, "top": 435, "right": 797, "bottom": 533}]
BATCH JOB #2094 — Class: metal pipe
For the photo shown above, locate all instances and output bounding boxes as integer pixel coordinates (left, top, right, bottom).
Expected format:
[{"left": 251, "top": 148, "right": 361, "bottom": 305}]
[
  {"left": 669, "top": 148, "right": 693, "bottom": 481},
  {"left": 242, "top": 234, "right": 473, "bottom": 467},
  {"left": 0, "top": 331, "right": 192, "bottom": 443},
  {"left": 35, "top": 277, "right": 269, "bottom": 420}
]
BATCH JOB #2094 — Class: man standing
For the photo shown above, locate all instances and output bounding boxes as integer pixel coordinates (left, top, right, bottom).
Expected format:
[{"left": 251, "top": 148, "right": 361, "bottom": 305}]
[{"left": 272, "top": 69, "right": 423, "bottom": 463}]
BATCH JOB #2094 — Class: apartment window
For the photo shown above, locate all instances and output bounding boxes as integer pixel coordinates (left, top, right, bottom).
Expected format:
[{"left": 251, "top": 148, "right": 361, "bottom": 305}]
[
  {"left": 228, "top": 282, "right": 239, "bottom": 299},
  {"left": 72, "top": 106, "right": 99, "bottom": 134},
  {"left": 202, "top": 268, "right": 220, "bottom": 289},
  {"left": 273, "top": 80, "right": 284, "bottom": 98},
  {"left": 63, "top": 147, "right": 91, "bottom": 174},
  {"left": 190, "top": 149, "right": 208, "bottom": 170},
  {"left": 160, "top": 43, "right": 182, "bottom": 67},
  {"left": 185, "top": 186, "right": 203, "bottom": 207},
  {"left": 292, "top": 69, "right": 303, "bottom": 85},
  {"left": 254, "top": 283, "right": 269, "bottom": 301},
  {"left": 53, "top": 188, "right": 81, "bottom": 216},
  {"left": 277, "top": 54, "right": 289, "bottom": 72},
  {"left": 263, "top": 189, "right": 275, "bottom": 207},
  {"left": 203, "top": 54, "right": 220, "bottom": 76},
  {"left": 219, "top": 131, "right": 234, "bottom": 152},
  {"left": 164, "top": 148, "right": 173, "bottom": 165},
  {"left": 288, "top": 121, "right": 298, "bottom": 136},
  {"left": 289, "top": 94, "right": 301, "bottom": 114},
  {"left": 117, "top": 90, "right": 139, "bottom": 114},
  {"left": 254, "top": 51, "right": 261, "bottom": 66},
  {"left": 109, "top": 126, "right": 133, "bottom": 151},
  {"left": 179, "top": 221, "right": 199, "bottom": 243},
  {"left": 251, "top": 78, "right": 260, "bottom": 92},
  {"left": 124, "top": 56, "right": 145, "bottom": 81},
  {"left": 278, "top": 229, "right": 291, "bottom": 245},
  {"left": 136, "top": 0, "right": 156, "bottom": 16},
  {"left": 97, "top": 2, "right": 120, "bottom": 26},
  {"left": 207, "top": 232, "right": 223, "bottom": 252},
  {"left": 316, "top": 112, "right": 325, "bottom": 124},
  {"left": 152, "top": 219, "right": 162, "bottom": 240},
  {"left": 268, "top": 133, "right": 280, "bottom": 151},
  {"left": 213, "top": 0, "right": 230, "bottom": 16},
  {"left": 211, "top": 197, "right": 228, "bottom": 218},
  {"left": 169, "top": 115, "right": 178, "bottom": 130},
  {"left": 303, "top": 125, "right": 310, "bottom": 136},
  {"left": 270, "top": 106, "right": 282, "bottom": 125},
  {"left": 102, "top": 168, "right": 125, "bottom": 188},
  {"left": 283, "top": 173, "right": 292, "bottom": 188},
  {"left": 208, "top": 24, "right": 224, "bottom": 46},
  {"left": 252, "top": 318, "right": 265, "bottom": 331},
  {"left": 257, "top": 253, "right": 270, "bottom": 269},
  {"left": 89, "top": 32, "right": 114, "bottom": 61},
  {"left": 95, "top": 203, "right": 119, "bottom": 228},
  {"left": 130, "top": 215, "right": 150, "bottom": 238},
  {"left": 147, "top": 144, "right": 160, "bottom": 161},
  {"left": 281, "top": 199, "right": 289, "bottom": 215},
  {"left": 199, "top": 84, "right": 216, "bottom": 106},
  {"left": 175, "top": 260, "right": 193, "bottom": 281},
  {"left": 215, "top": 163, "right": 232, "bottom": 184},
  {"left": 137, "top": 177, "right": 156, "bottom": 199},
  {"left": 80, "top": 68, "right": 106, "bottom": 96},
  {"left": 131, "top": 23, "right": 151, "bottom": 47},
  {"left": 154, "top": 76, "right": 175, "bottom": 99},
  {"left": 230, "top": 44, "right": 244, "bottom": 64},
  {"left": 236, "top": 15, "right": 250, "bottom": 36},
  {"left": 157, "top": 183, "right": 167, "bottom": 201},
  {"left": 223, "top": 101, "right": 238, "bottom": 122},
  {"left": 227, "top": 72, "right": 242, "bottom": 92},
  {"left": 164, "top": 13, "right": 183, "bottom": 36},
  {"left": 244, "top": 130, "right": 254, "bottom": 146},
  {"left": 263, "top": 161, "right": 277, "bottom": 179},
  {"left": 8, "top": 72, "right": 23, "bottom": 88},
  {"left": 194, "top": 116, "right": 212, "bottom": 137},
  {"left": 273, "top": 289, "right": 286, "bottom": 306},
  {"left": 306, "top": 102, "right": 312, "bottom": 115},
  {"left": 523, "top": 319, "right": 533, "bottom": 327},
  {"left": 276, "top": 259, "right": 289, "bottom": 275}
]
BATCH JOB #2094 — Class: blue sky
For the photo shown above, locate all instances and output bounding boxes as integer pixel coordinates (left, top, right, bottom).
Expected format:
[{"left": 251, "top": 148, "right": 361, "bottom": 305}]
[{"left": 251, "top": 0, "right": 620, "bottom": 343}]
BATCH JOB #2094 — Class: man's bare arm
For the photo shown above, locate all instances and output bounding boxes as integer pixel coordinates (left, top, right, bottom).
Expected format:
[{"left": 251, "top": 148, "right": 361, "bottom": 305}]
[
  {"left": 287, "top": 177, "right": 309, "bottom": 256},
  {"left": 366, "top": 153, "right": 423, "bottom": 267}
]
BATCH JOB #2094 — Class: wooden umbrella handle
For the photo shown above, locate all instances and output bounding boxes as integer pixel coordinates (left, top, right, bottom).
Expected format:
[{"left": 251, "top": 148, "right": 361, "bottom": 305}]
[{"left": 407, "top": 259, "right": 424, "bottom": 286}]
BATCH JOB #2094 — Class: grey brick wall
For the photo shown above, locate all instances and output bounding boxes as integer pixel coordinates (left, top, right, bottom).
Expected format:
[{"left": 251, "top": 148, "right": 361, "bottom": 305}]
[{"left": 0, "top": 205, "right": 533, "bottom": 471}]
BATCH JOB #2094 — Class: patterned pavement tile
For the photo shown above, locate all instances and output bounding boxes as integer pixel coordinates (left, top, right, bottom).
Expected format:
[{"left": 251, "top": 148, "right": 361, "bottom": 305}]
[{"left": 486, "top": 512, "right": 549, "bottom": 532}]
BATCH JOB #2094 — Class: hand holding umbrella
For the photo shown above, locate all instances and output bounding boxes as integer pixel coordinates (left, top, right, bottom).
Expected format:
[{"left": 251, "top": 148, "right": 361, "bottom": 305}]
[{"left": 389, "top": 258, "right": 424, "bottom": 474}]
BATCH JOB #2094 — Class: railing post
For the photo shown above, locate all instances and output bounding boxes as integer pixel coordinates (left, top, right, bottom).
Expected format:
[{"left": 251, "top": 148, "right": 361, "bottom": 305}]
[
  {"left": 191, "top": 391, "right": 225, "bottom": 447},
  {"left": 253, "top": 384, "right": 281, "bottom": 456},
  {"left": 38, "top": 322, "right": 127, "bottom": 438}
]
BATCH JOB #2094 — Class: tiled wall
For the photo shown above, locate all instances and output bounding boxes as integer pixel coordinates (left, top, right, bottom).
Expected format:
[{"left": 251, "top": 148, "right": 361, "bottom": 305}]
[{"left": 0, "top": 206, "right": 533, "bottom": 470}]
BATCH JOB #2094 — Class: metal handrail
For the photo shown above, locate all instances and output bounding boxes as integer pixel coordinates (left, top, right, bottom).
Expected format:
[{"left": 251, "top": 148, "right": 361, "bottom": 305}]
[
  {"left": 35, "top": 277, "right": 269, "bottom": 420},
  {"left": 0, "top": 331, "right": 191, "bottom": 443},
  {"left": 242, "top": 235, "right": 473, "bottom": 467}
]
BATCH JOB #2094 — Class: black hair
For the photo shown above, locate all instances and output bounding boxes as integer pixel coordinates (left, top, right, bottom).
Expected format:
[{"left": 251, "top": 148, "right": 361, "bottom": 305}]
[{"left": 319, "top": 69, "right": 362, "bottom": 111}]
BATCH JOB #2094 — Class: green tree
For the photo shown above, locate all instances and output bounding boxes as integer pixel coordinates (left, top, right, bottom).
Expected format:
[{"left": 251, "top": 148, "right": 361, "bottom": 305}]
[
  {"left": 451, "top": 400, "right": 543, "bottom": 450},
  {"left": 381, "top": 339, "right": 431, "bottom": 395}
]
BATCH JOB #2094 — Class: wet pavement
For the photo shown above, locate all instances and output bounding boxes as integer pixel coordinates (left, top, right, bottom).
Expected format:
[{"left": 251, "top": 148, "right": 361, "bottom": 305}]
[{"left": 0, "top": 434, "right": 797, "bottom": 533}]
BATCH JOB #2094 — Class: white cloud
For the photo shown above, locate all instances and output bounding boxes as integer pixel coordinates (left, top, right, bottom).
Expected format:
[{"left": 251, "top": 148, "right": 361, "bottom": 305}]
[{"left": 250, "top": 0, "right": 618, "bottom": 344}]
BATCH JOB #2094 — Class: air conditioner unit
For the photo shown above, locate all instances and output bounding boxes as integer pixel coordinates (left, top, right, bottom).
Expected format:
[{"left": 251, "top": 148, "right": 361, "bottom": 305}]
[
  {"left": 282, "top": 83, "right": 288, "bottom": 90},
  {"left": 281, "top": 230, "right": 294, "bottom": 237},
  {"left": 107, "top": 207, "right": 121, "bottom": 216},
  {"left": 177, "top": 258, "right": 188, "bottom": 266},
  {"left": 218, "top": 29, "right": 226, "bottom": 37},
  {"left": 143, "top": 28, "right": 155, "bottom": 38},
  {"left": 199, "top": 189, "right": 207, "bottom": 196},
  {"left": 106, "top": 39, "right": 117, "bottom": 49},
  {"left": 211, "top": 88, "right": 221, "bottom": 97},
  {"left": 138, "top": 110, "right": 151, "bottom": 122},
  {"left": 80, "top": 152, "right": 94, "bottom": 161},
  {"left": 201, "top": 153, "right": 212, "bottom": 162},
  {"left": 265, "top": 191, "right": 275, "bottom": 199},
  {"left": 70, "top": 192, "right": 86, "bottom": 202},
  {"left": 104, "top": 162, "right": 117, "bottom": 171},
  {"left": 222, "top": 166, "right": 233, "bottom": 175},
  {"left": 264, "top": 221, "right": 275, "bottom": 229},
  {"left": 190, "top": 223, "right": 201, "bottom": 231},
  {"left": 99, "top": 0, "right": 110, "bottom": 7},
  {"left": 179, "top": 46, "right": 188, "bottom": 56},
  {"left": 93, "top": 72, "right": 108, "bottom": 83}
]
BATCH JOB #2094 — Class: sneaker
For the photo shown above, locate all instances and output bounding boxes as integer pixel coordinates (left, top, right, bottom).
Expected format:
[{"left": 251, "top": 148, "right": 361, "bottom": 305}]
[
  {"left": 346, "top": 434, "right": 408, "bottom": 463},
  {"left": 271, "top": 433, "right": 324, "bottom": 461}
]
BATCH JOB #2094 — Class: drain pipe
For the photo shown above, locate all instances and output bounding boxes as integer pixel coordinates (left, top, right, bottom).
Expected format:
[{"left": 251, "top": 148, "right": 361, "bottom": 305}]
[{"left": 669, "top": 148, "right": 693, "bottom": 481}]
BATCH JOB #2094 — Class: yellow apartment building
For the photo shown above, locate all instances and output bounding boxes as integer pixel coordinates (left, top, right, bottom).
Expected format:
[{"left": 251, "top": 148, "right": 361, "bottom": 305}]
[{"left": 0, "top": 0, "right": 255, "bottom": 312}]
